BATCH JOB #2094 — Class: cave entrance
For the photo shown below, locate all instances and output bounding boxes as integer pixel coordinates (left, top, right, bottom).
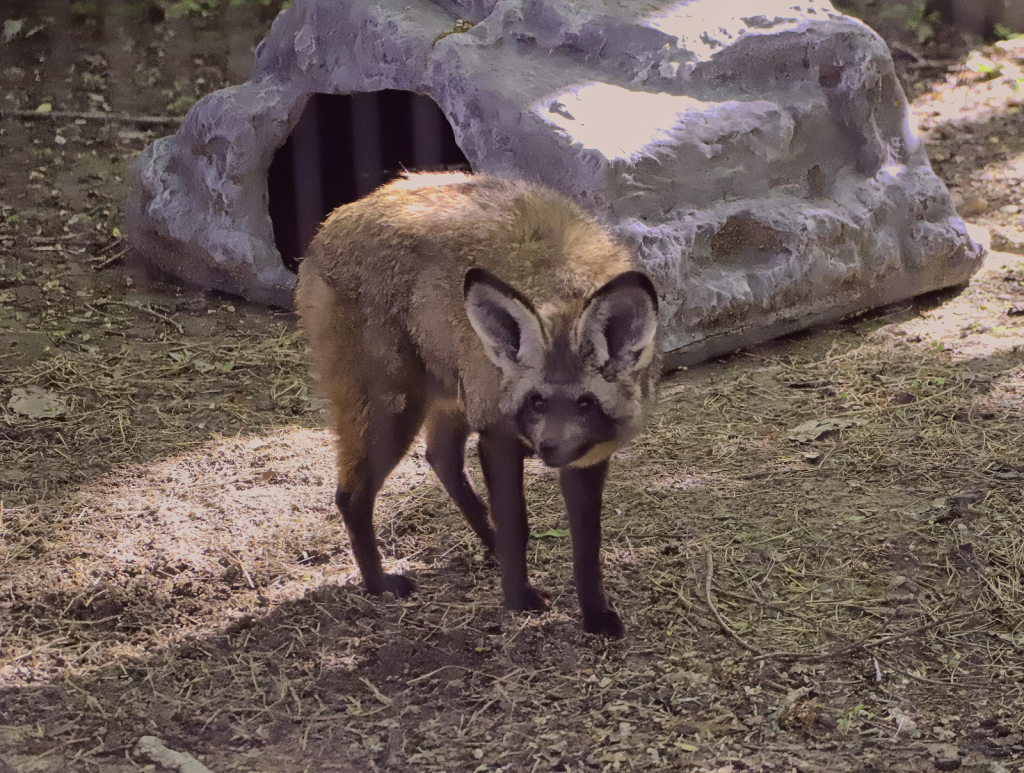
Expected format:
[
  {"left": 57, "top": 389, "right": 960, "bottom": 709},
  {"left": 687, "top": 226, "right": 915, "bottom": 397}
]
[{"left": 267, "top": 90, "right": 471, "bottom": 271}]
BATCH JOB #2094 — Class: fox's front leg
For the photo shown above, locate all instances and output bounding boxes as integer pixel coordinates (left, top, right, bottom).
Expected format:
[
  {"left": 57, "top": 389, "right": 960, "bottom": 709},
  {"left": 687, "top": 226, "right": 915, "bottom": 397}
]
[
  {"left": 478, "top": 429, "right": 548, "bottom": 611},
  {"left": 560, "top": 460, "right": 622, "bottom": 637}
]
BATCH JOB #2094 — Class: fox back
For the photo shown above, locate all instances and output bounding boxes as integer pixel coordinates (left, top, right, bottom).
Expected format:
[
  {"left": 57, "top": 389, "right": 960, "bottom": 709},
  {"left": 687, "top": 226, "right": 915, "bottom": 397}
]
[{"left": 296, "top": 172, "right": 660, "bottom": 636}]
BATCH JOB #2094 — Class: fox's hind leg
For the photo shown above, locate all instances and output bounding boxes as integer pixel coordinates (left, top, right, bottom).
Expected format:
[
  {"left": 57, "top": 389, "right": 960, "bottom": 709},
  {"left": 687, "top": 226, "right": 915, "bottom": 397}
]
[
  {"left": 424, "top": 404, "right": 496, "bottom": 555},
  {"left": 334, "top": 394, "right": 426, "bottom": 598},
  {"left": 298, "top": 269, "right": 426, "bottom": 598}
]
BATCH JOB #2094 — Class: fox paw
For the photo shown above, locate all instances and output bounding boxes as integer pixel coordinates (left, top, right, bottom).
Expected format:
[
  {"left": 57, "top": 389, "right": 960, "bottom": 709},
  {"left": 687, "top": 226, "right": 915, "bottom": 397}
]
[
  {"left": 368, "top": 574, "right": 417, "bottom": 599},
  {"left": 507, "top": 585, "right": 550, "bottom": 612},
  {"left": 582, "top": 608, "right": 623, "bottom": 638}
]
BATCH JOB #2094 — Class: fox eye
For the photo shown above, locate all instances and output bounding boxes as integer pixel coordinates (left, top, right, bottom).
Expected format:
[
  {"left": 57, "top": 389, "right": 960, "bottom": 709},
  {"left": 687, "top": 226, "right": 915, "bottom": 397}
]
[
  {"left": 529, "top": 393, "right": 548, "bottom": 412},
  {"left": 576, "top": 394, "right": 597, "bottom": 411}
]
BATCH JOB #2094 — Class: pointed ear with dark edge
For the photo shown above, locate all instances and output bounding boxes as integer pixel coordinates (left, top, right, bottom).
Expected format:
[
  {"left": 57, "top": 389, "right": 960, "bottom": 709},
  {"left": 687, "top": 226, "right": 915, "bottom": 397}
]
[
  {"left": 464, "top": 268, "right": 547, "bottom": 372},
  {"left": 576, "top": 271, "right": 659, "bottom": 377}
]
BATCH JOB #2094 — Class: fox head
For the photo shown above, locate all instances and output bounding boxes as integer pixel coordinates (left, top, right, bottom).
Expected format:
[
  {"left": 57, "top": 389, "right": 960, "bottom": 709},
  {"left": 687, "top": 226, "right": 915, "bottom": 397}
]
[{"left": 464, "top": 268, "right": 659, "bottom": 468}]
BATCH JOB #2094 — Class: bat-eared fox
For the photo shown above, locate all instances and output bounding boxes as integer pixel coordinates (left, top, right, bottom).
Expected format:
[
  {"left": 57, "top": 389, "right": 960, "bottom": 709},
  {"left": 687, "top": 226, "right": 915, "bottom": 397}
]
[{"left": 296, "top": 172, "right": 659, "bottom": 637}]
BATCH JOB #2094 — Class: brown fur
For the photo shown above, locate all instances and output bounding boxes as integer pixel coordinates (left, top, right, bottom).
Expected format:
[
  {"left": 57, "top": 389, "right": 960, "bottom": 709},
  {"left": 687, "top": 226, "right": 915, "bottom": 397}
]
[
  {"left": 299, "top": 173, "right": 646, "bottom": 429},
  {"left": 296, "top": 172, "right": 659, "bottom": 636}
]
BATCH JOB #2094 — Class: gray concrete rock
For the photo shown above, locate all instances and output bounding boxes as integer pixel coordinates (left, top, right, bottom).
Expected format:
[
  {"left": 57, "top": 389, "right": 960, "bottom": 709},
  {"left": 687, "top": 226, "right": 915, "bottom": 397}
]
[{"left": 125, "top": 0, "right": 984, "bottom": 364}]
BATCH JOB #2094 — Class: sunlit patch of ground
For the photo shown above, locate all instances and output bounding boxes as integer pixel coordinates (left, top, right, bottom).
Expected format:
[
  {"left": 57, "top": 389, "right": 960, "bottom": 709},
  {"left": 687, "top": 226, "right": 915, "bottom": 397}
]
[
  {"left": 912, "top": 40, "right": 1024, "bottom": 131},
  {"left": 884, "top": 249, "right": 1024, "bottom": 359},
  {"left": 912, "top": 38, "right": 1024, "bottom": 255}
]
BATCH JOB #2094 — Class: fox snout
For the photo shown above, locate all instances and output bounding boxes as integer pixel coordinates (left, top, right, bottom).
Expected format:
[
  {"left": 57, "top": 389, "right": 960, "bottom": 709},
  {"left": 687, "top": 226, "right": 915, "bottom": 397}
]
[
  {"left": 536, "top": 439, "right": 574, "bottom": 468},
  {"left": 521, "top": 394, "right": 619, "bottom": 468},
  {"left": 536, "top": 437, "right": 590, "bottom": 469}
]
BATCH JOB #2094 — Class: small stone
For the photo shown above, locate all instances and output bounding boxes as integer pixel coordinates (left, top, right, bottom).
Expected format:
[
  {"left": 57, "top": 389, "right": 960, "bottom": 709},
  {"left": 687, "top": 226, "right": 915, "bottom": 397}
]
[
  {"left": 1000, "top": 204, "right": 1020, "bottom": 214},
  {"left": 991, "top": 228, "right": 1024, "bottom": 252},
  {"left": 963, "top": 196, "right": 989, "bottom": 215},
  {"left": 934, "top": 758, "right": 961, "bottom": 771},
  {"left": 816, "top": 713, "right": 839, "bottom": 730}
]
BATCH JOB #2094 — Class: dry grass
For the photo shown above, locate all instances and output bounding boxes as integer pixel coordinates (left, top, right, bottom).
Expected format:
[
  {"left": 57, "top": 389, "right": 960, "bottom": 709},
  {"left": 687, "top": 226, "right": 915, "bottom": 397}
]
[
  {"left": 0, "top": 323, "right": 313, "bottom": 501},
  {"left": 1, "top": 248, "right": 1022, "bottom": 772},
  {"left": 3, "top": 31, "right": 1024, "bottom": 773}
]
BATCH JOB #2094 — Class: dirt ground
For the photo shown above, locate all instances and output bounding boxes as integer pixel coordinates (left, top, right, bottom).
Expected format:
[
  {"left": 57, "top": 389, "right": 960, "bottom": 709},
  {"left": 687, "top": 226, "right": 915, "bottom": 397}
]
[{"left": 1, "top": 6, "right": 1024, "bottom": 773}]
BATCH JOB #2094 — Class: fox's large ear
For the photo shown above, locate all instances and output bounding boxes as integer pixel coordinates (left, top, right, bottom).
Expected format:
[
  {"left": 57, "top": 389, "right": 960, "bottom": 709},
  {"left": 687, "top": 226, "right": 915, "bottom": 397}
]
[
  {"left": 464, "top": 268, "right": 547, "bottom": 372},
  {"left": 576, "top": 271, "right": 659, "bottom": 378}
]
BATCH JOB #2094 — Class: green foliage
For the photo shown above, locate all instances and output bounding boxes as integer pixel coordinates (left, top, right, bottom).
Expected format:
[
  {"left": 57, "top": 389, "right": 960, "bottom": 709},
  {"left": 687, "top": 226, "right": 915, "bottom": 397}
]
[
  {"left": 164, "top": 0, "right": 221, "bottom": 18},
  {"left": 164, "top": 0, "right": 293, "bottom": 15},
  {"left": 133, "top": 63, "right": 159, "bottom": 87},
  {"left": 880, "top": 0, "right": 941, "bottom": 44},
  {"left": 230, "top": 0, "right": 293, "bottom": 7},
  {"left": 993, "top": 23, "right": 1023, "bottom": 42},
  {"left": 837, "top": 704, "right": 875, "bottom": 735},
  {"left": 166, "top": 92, "right": 198, "bottom": 114}
]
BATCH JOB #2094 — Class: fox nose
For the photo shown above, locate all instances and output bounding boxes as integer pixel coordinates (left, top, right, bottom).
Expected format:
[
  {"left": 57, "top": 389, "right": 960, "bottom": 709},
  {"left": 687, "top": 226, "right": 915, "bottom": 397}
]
[{"left": 538, "top": 440, "right": 558, "bottom": 458}]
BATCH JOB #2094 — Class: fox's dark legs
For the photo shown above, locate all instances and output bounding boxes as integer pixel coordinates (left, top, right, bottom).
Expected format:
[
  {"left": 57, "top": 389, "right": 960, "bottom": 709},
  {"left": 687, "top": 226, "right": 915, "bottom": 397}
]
[
  {"left": 560, "top": 460, "right": 622, "bottom": 637},
  {"left": 424, "top": 410, "right": 496, "bottom": 554},
  {"left": 478, "top": 429, "right": 547, "bottom": 611},
  {"left": 334, "top": 400, "right": 425, "bottom": 598},
  {"left": 334, "top": 486, "right": 415, "bottom": 597}
]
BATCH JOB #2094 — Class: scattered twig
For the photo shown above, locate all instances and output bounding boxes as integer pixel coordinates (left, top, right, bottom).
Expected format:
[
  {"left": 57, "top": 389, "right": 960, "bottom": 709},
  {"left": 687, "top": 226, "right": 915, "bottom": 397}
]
[
  {"left": 889, "top": 41, "right": 926, "bottom": 63},
  {"left": 360, "top": 677, "right": 393, "bottom": 706},
  {"left": 97, "top": 237, "right": 125, "bottom": 255},
  {"left": 888, "top": 41, "right": 951, "bottom": 69},
  {"left": 132, "top": 303, "right": 185, "bottom": 334},
  {"left": 92, "top": 249, "right": 126, "bottom": 270},
  {"left": 95, "top": 300, "right": 184, "bottom": 333},
  {"left": 834, "top": 383, "right": 963, "bottom": 417},
  {"left": 755, "top": 610, "right": 979, "bottom": 663},
  {"left": 704, "top": 550, "right": 764, "bottom": 656},
  {"left": 1, "top": 109, "right": 183, "bottom": 126}
]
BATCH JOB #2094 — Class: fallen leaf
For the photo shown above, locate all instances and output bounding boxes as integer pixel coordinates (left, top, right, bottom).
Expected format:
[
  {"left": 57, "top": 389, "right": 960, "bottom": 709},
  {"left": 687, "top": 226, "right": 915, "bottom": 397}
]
[
  {"left": 889, "top": 707, "right": 921, "bottom": 738},
  {"left": 787, "top": 418, "right": 865, "bottom": 443},
  {"left": 35, "top": 102, "right": 52, "bottom": 114},
  {"left": 8, "top": 387, "right": 69, "bottom": 419},
  {"left": 2, "top": 19, "right": 24, "bottom": 42},
  {"left": 886, "top": 575, "right": 909, "bottom": 590}
]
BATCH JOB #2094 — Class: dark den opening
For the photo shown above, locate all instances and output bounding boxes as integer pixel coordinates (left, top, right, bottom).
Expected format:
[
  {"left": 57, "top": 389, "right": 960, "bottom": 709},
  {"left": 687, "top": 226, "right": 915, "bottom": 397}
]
[{"left": 267, "top": 90, "right": 471, "bottom": 271}]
